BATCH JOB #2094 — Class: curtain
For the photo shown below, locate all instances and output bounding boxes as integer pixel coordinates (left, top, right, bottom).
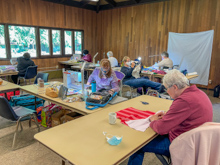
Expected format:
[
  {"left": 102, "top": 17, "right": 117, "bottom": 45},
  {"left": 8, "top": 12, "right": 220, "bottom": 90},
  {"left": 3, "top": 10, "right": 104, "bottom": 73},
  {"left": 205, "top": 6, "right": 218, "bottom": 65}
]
[{"left": 168, "top": 30, "right": 214, "bottom": 85}]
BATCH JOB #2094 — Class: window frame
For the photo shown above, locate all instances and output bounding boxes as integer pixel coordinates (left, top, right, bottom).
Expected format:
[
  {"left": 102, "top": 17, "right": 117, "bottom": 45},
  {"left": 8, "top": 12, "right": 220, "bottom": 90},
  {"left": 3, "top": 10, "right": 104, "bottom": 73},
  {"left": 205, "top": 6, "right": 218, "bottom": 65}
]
[{"left": 0, "top": 23, "right": 84, "bottom": 60}]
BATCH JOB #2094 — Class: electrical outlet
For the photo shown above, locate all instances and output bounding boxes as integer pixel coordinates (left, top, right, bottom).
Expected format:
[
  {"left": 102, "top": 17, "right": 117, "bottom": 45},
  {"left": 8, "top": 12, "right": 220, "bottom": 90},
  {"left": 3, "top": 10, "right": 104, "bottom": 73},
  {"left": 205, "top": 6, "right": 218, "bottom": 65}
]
[
  {"left": 208, "top": 80, "right": 212, "bottom": 84},
  {"left": 56, "top": 65, "right": 59, "bottom": 69}
]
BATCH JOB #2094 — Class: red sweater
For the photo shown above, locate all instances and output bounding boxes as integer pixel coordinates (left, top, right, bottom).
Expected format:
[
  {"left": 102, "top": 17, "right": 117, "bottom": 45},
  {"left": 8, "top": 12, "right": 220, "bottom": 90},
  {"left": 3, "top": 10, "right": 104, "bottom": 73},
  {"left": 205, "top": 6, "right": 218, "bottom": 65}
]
[{"left": 150, "top": 85, "right": 213, "bottom": 142}]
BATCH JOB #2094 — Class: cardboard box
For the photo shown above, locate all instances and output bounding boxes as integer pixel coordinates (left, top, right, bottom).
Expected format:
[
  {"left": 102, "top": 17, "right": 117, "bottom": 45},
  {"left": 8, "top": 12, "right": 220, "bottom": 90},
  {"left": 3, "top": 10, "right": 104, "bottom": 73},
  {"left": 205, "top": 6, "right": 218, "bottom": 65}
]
[
  {"left": 60, "top": 112, "right": 83, "bottom": 124},
  {"left": 51, "top": 109, "right": 71, "bottom": 127}
]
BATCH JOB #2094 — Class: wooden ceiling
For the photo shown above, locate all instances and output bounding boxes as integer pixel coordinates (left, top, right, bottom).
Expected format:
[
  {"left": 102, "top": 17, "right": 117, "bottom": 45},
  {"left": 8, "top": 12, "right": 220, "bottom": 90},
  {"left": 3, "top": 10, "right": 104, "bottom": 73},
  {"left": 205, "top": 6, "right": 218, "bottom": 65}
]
[{"left": 42, "top": 0, "right": 168, "bottom": 13}]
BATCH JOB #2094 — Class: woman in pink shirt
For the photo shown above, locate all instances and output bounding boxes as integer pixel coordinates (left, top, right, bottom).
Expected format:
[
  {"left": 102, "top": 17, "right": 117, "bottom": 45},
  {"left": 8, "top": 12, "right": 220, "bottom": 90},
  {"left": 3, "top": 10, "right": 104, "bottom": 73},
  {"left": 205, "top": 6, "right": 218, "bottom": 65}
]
[
  {"left": 128, "top": 69, "right": 213, "bottom": 165},
  {"left": 82, "top": 49, "right": 92, "bottom": 62}
]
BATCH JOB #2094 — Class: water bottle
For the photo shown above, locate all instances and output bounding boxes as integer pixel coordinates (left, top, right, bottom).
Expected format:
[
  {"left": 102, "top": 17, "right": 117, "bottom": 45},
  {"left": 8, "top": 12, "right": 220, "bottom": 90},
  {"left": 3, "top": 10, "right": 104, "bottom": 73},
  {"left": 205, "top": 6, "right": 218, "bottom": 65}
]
[{"left": 91, "top": 81, "right": 96, "bottom": 93}]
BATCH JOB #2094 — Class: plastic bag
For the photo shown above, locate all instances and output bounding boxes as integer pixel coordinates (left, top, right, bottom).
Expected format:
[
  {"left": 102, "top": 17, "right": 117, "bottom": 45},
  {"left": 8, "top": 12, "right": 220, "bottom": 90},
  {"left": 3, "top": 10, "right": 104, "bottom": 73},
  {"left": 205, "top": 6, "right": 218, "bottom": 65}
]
[{"left": 132, "top": 64, "right": 141, "bottom": 78}]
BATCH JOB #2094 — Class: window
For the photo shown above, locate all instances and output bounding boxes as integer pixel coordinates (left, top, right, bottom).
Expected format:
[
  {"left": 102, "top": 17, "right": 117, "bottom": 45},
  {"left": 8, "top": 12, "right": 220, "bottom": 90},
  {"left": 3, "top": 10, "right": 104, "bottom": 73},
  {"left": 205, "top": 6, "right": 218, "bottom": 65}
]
[
  {"left": 0, "top": 25, "right": 6, "bottom": 58},
  {"left": 75, "top": 31, "right": 82, "bottom": 54},
  {"left": 40, "top": 29, "right": 50, "bottom": 55},
  {"left": 0, "top": 24, "right": 84, "bottom": 59},
  {"left": 9, "top": 25, "right": 36, "bottom": 58},
  {"left": 52, "top": 30, "right": 61, "bottom": 55},
  {"left": 64, "top": 31, "right": 72, "bottom": 54}
]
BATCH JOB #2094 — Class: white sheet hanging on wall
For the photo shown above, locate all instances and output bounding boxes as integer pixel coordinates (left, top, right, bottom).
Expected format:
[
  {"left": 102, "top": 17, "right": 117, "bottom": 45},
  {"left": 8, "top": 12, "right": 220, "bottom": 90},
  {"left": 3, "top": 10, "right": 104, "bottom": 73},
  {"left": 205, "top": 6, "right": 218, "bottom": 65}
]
[{"left": 167, "top": 30, "right": 214, "bottom": 85}]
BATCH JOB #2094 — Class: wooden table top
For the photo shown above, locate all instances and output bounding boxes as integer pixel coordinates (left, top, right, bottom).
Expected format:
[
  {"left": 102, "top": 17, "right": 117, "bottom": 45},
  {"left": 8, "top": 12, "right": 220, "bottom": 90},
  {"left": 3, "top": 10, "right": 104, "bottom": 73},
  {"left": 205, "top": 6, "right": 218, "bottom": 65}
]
[
  {"left": 34, "top": 95, "right": 173, "bottom": 165},
  {"left": 19, "top": 84, "right": 104, "bottom": 115},
  {"left": 71, "top": 65, "right": 95, "bottom": 71},
  {"left": 59, "top": 61, "right": 81, "bottom": 66},
  {"left": 0, "top": 80, "right": 20, "bottom": 93},
  {"left": 0, "top": 71, "right": 18, "bottom": 77},
  {"left": 185, "top": 74, "right": 199, "bottom": 80},
  {"left": 141, "top": 72, "right": 198, "bottom": 80}
]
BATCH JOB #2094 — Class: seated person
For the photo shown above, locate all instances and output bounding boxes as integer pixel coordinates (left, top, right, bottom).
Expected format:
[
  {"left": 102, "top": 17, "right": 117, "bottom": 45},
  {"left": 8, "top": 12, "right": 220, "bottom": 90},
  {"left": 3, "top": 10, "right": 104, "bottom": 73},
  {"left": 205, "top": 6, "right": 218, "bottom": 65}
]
[
  {"left": 155, "top": 51, "right": 173, "bottom": 69},
  {"left": 11, "top": 53, "right": 35, "bottom": 84},
  {"left": 120, "top": 56, "right": 161, "bottom": 92},
  {"left": 87, "top": 59, "right": 119, "bottom": 94},
  {"left": 107, "top": 51, "right": 118, "bottom": 67},
  {"left": 81, "top": 49, "right": 92, "bottom": 62},
  {"left": 128, "top": 69, "right": 213, "bottom": 165}
]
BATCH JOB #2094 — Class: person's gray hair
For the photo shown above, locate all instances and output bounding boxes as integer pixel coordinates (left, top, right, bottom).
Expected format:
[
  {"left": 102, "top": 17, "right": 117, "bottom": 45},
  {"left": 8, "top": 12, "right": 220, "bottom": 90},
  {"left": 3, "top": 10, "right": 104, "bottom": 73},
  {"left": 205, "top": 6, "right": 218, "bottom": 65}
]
[
  {"left": 163, "top": 69, "right": 189, "bottom": 89},
  {"left": 107, "top": 51, "right": 113, "bottom": 57},
  {"left": 161, "top": 51, "right": 169, "bottom": 58},
  {"left": 23, "top": 52, "right": 31, "bottom": 59}
]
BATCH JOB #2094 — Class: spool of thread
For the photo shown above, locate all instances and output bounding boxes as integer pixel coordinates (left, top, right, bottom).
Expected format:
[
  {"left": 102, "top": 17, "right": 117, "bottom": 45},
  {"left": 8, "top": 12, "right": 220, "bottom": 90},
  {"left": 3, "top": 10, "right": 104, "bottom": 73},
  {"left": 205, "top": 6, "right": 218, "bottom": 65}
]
[{"left": 91, "top": 81, "right": 96, "bottom": 93}]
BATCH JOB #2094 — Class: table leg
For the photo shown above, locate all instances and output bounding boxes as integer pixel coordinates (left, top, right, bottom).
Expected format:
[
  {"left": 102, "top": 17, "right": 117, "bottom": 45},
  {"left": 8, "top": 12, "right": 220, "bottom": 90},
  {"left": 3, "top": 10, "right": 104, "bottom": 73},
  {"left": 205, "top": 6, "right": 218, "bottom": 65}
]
[
  {"left": 35, "top": 96, "right": 37, "bottom": 110},
  {"left": 4, "top": 93, "right": 8, "bottom": 100},
  {"left": 62, "top": 160, "right": 65, "bottom": 165}
]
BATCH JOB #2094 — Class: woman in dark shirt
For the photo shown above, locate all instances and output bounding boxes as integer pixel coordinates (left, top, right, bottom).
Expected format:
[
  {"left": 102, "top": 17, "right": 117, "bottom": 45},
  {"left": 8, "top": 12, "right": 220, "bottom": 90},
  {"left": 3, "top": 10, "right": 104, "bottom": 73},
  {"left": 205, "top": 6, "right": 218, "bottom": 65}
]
[
  {"left": 11, "top": 53, "right": 35, "bottom": 84},
  {"left": 120, "top": 56, "right": 161, "bottom": 92}
]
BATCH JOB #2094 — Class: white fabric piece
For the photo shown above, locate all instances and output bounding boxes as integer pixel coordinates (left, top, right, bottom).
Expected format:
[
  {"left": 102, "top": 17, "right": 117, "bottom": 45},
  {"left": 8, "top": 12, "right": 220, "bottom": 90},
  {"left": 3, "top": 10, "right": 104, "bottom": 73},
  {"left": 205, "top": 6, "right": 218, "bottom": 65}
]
[
  {"left": 125, "top": 117, "right": 151, "bottom": 132},
  {"left": 108, "top": 57, "right": 118, "bottom": 67},
  {"left": 168, "top": 30, "right": 214, "bottom": 85},
  {"left": 125, "top": 110, "right": 165, "bottom": 132},
  {"left": 132, "top": 64, "right": 141, "bottom": 79}
]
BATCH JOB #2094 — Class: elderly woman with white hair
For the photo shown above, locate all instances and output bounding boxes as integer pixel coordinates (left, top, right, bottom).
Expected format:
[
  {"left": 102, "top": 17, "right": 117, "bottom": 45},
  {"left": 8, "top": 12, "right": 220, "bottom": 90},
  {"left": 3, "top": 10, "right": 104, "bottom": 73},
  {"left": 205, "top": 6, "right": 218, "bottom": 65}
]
[
  {"left": 107, "top": 51, "right": 118, "bottom": 67},
  {"left": 128, "top": 69, "right": 213, "bottom": 165}
]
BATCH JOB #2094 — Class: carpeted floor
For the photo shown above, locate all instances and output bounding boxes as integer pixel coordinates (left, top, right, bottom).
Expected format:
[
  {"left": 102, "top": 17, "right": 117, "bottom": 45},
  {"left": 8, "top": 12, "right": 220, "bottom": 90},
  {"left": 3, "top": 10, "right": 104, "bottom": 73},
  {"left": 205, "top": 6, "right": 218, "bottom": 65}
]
[{"left": 0, "top": 88, "right": 219, "bottom": 165}]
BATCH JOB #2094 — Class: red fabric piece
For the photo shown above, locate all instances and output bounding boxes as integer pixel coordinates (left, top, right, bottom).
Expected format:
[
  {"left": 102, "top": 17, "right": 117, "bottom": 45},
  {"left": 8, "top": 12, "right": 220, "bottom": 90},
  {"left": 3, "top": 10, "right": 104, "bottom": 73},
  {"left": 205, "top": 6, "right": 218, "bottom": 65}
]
[
  {"left": 152, "top": 70, "right": 167, "bottom": 75},
  {"left": 0, "top": 93, "right": 5, "bottom": 97},
  {"left": 116, "top": 107, "right": 155, "bottom": 126}
]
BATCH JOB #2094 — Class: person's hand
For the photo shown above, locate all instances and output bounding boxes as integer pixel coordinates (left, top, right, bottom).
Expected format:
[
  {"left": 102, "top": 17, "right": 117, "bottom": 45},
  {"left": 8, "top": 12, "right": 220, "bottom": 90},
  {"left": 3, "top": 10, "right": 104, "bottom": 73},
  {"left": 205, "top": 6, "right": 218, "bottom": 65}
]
[
  {"left": 149, "top": 111, "right": 166, "bottom": 122},
  {"left": 108, "top": 89, "right": 114, "bottom": 95},
  {"left": 131, "top": 62, "right": 135, "bottom": 68}
]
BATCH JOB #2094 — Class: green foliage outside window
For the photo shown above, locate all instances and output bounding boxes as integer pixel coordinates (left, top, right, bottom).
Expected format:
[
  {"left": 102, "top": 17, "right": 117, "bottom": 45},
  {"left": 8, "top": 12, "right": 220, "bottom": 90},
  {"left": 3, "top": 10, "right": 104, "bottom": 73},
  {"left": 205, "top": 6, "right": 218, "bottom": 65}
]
[
  {"left": 0, "top": 25, "right": 7, "bottom": 58},
  {"left": 65, "top": 31, "right": 72, "bottom": 54},
  {"left": 75, "top": 31, "right": 82, "bottom": 54},
  {"left": 40, "top": 29, "right": 50, "bottom": 55},
  {"left": 9, "top": 25, "right": 36, "bottom": 58},
  {"left": 52, "top": 30, "right": 61, "bottom": 55}
]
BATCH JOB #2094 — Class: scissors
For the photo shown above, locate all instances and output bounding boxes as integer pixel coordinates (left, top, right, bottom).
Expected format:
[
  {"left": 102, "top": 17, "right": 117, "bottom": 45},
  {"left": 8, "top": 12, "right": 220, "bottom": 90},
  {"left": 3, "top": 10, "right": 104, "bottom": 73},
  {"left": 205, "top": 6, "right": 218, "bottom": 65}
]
[{"left": 140, "top": 101, "right": 149, "bottom": 105}]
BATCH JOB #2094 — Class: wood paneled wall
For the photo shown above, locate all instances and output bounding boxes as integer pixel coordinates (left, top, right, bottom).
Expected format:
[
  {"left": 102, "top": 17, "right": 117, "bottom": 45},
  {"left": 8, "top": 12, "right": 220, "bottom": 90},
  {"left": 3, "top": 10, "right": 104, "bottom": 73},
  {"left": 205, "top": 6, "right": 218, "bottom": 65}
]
[
  {"left": 0, "top": 0, "right": 97, "bottom": 69},
  {"left": 1, "top": 0, "right": 220, "bottom": 88},
  {"left": 97, "top": 0, "right": 220, "bottom": 88}
]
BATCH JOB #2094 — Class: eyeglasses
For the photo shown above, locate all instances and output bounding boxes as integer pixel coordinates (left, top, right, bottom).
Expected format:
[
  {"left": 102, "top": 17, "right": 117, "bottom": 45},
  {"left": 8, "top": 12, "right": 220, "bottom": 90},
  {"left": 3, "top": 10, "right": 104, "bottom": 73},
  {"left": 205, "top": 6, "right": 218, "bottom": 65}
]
[{"left": 164, "top": 85, "right": 173, "bottom": 92}]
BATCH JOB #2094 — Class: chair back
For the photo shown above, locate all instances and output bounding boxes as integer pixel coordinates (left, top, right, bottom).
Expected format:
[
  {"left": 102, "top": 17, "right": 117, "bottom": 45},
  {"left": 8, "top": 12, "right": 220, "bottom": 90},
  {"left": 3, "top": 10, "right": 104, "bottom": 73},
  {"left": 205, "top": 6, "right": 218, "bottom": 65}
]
[
  {"left": 24, "top": 66, "right": 38, "bottom": 79},
  {"left": 34, "top": 72, "right": 49, "bottom": 84},
  {"left": 114, "top": 71, "right": 125, "bottom": 96},
  {"left": 170, "top": 122, "right": 220, "bottom": 165},
  {"left": 162, "top": 66, "right": 169, "bottom": 69},
  {"left": 114, "top": 71, "right": 125, "bottom": 81},
  {"left": 0, "top": 96, "right": 18, "bottom": 121}
]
